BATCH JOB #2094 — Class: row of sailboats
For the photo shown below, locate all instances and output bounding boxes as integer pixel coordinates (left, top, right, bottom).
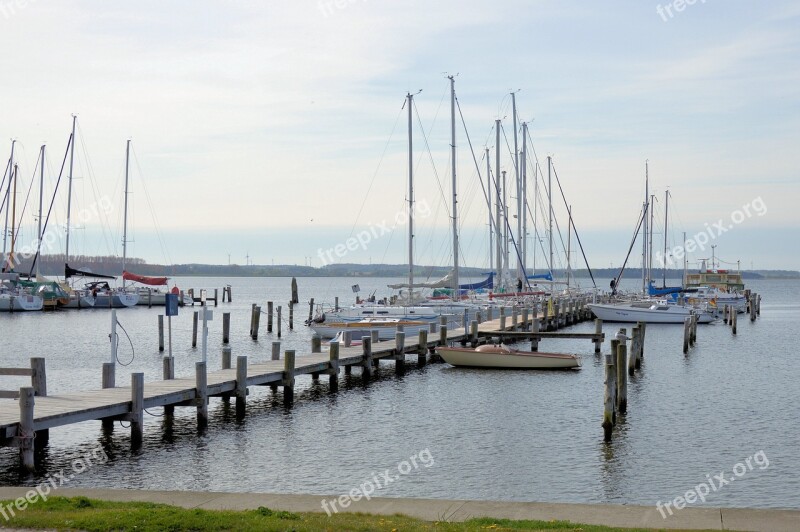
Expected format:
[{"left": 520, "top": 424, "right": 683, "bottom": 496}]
[{"left": 0, "top": 118, "right": 187, "bottom": 311}]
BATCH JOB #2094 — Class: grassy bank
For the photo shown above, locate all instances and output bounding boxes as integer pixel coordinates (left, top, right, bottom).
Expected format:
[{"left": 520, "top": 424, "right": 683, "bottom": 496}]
[{"left": 0, "top": 496, "right": 685, "bottom": 531}]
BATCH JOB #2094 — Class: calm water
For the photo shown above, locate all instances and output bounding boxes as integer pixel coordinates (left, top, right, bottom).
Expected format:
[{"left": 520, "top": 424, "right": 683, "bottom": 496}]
[{"left": 0, "top": 276, "right": 798, "bottom": 510}]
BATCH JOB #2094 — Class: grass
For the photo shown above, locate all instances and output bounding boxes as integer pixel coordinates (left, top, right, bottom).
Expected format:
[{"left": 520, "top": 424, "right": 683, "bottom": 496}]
[{"left": 0, "top": 496, "right": 691, "bottom": 531}]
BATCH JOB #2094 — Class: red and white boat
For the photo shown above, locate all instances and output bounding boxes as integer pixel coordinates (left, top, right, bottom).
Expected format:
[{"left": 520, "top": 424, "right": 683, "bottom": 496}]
[{"left": 436, "top": 344, "right": 582, "bottom": 369}]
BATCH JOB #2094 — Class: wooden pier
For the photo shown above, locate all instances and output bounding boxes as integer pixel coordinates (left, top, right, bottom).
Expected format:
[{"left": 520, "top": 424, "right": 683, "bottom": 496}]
[{"left": 1, "top": 299, "right": 598, "bottom": 471}]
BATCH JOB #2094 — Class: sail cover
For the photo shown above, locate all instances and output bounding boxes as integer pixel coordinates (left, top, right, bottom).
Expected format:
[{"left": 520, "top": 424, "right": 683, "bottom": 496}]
[
  {"left": 387, "top": 271, "right": 454, "bottom": 290},
  {"left": 459, "top": 272, "right": 494, "bottom": 290},
  {"left": 122, "top": 271, "right": 168, "bottom": 286},
  {"left": 65, "top": 263, "right": 116, "bottom": 280}
]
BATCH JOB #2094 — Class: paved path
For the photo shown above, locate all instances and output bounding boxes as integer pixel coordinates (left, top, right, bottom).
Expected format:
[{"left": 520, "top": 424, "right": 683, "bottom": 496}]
[{"left": 0, "top": 488, "right": 796, "bottom": 531}]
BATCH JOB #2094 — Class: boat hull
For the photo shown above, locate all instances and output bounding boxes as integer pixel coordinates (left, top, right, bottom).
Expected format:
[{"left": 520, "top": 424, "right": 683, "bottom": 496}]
[
  {"left": 93, "top": 292, "right": 140, "bottom": 308},
  {"left": 437, "top": 346, "right": 581, "bottom": 369},
  {"left": 588, "top": 303, "right": 715, "bottom": 324},
  {"left": 311, "top": 321, "right": 431, "bottom": 340},
  {"left": 0, "top": 293, "right": 44, "bottom": 312}
]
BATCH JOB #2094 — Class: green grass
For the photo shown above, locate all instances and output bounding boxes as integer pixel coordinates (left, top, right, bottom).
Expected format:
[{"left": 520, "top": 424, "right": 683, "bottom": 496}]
[{"left": 0, "top": 496, "right": 692, "bottom": 531}]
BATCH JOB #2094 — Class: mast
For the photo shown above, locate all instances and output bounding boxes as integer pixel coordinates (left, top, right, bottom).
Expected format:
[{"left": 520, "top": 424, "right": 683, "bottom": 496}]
[
  {"left": 682, "top": 231, "right": 688, "bottom": 285},
  {"left": 502, "top": 170, "right": 508, "bottom": 274},
  {"left": 649, "top": 192, "right": 655, "bottom": 288},
  {"left": 495, "top": 119, "right": 502, "bottom": 284},
  {"left": 448, "top": 75, "right": 458, "bottom": 301},
  {"left": 37, "top": 145, "right": 45, "bottom": 278},
  {"left": 2, "top": 140, "right": 15, "bottom": 264},
  {"left": 65, "top": 115, "right": 76, "bottom": 262},
  {"left": 406, "top": 92, "right": 414, "bottom": 295},
  {"left": 547, "top": 155, "right": 553, "bottom": 277},
  {"left": 122, "top": 139, "right": 131, "bottom": 287},
  {"left": 8, "top": 164, "right": 17, "bottom": 271},
  {"left": 486, "top": 148, "right": 492, "bottom": 275},
  {"left": 662, "top": 190, "right": 669, "bottom": 288},
  {"left": 512, "top": 92, "right": 521, "bottom": 280},
  {"left": 566, "top": 205, "right": 572, "bottom": 289},
  {"left": 521, "top": 122, "right": 528, "bottom": 278},
  {"left": 642, "top": 161, "right": 649, "bottom": 294}
]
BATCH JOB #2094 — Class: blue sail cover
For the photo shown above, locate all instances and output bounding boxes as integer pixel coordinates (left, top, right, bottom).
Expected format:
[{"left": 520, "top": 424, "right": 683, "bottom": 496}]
[
  {"left": 647, "top": 281, "right": 683, "bottom": 296},
  {"left": 459, "top": 272, "right": 494, "bottom": 290},
  {"left": 527, "top": 272, "right": 553, "bottom": 281}
]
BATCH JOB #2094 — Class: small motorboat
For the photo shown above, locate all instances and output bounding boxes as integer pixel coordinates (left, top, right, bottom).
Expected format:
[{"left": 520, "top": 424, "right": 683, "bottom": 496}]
[{"left": 436, "top": 343, "right": 582, "bottom": 370}]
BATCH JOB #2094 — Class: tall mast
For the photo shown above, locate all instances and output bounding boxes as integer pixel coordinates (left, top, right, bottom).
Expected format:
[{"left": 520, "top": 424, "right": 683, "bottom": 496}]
[
  {"left": 532, "top": 151, "right": 538, "bottom": 275},
  {"left": 682, "top": 231, "right": 688, "bottom": 285},
  {"left": 494, "top": 119, "right": 502, "bottom": 285},
  {"left": 521, "top": 122, "right": 528, "bottom": 278},
  {"left": 2, "top": 140, "right": 15, "bottom": 263},
  {"left": 448, "top": 76, "right": 458, "bottom": 301},
  {"left": 65, "top": 115, "right": 77, "bottom": 262},
  {"left": 37, "top": 145, "right": 46, "bottom": 278},
  {"left": 642, "top": 161, "right": 649, "bottom": 294},
  {"left": 566, "top": 205, "right": 572, "bottom": 289},
  {"left": 8, "top": 164, "right": 18, "bottom": 270},
  {"left": 649, "top": 192, "right": 655, "bottom": 287},
  {"left": 122, "top": 139, "right": 131, "bottom": 287},
  {"left": 406, "top": 92, "right": 414, "bottom": 295},
  {"left": 512, "top": 92, "right": 521, "bottom": 280},
  {"left": 503, "top": 170, "right": 508, "bottom": 273},
  {"left": 662, "top": 190, "right": 669, "bottom": 288},
  {"left": 547, "top": 155, "right": 553, "bottom": 277},
  {"left": 486, "top": 148, "right": 493, "bottom": 275}
]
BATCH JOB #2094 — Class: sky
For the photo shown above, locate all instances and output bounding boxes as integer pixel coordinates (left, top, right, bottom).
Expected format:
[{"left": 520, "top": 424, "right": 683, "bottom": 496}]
[{"left": 0, "top": 0, "right": 798, "bottom": 274}]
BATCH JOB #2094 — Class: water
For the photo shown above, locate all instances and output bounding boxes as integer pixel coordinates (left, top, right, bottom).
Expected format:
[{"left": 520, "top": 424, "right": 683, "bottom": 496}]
[{"left": 1, "top": 276, "right": 798, "bottom": 510}]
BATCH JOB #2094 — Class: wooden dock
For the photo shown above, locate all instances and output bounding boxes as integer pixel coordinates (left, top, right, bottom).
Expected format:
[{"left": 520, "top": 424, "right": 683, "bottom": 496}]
[{"left": 1, "top": 300, "right": 600, "bottom": 471}]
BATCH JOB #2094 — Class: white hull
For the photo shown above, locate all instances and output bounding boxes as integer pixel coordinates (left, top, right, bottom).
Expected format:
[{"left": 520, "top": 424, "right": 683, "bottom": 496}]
[
  {"left": 61, "top": 293, "right": 96, "bottom": 308},
  {"left": 135, "top": 289, "right": 192, "bottom": 306},
  {"left": 437, "top": 345, "right": 581, "bottom": 369},
  {"left": 588, "top": 303, "right": 715, "bottom": 324},
  {"left": 311, "top": 320, "right": 432, "bottom": 340},
  {"left": 93, "top": 292, "right": 140, "bottom": 308},
  {"left": 0, "top": 293, "right": 44, "bottom": 312}
]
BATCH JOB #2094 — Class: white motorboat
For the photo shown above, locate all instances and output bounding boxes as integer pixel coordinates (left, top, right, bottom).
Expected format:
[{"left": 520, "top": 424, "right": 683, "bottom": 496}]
[
  {"left": 588, "top": 300, "right": 715, "bottom": 324},
  {"left": 437, "top": 344, "right": 582, "bottom": 369}
]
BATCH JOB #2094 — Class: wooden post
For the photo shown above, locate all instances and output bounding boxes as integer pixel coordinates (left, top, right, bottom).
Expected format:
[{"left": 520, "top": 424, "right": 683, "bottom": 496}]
[
  {"left": 724, "top": 305, "right": 729, "bottom": 324},
  {"left": 757, "top": 294, "right": 761, "bottom": 316},
  {"left": 630, "top": 327, "right": 640, "bottom": 374},
  {"left": 470, "top": 320, "right": 478, "bottom": 344},
  {"left": 130, "top": 372, "right": 144, "bottom": 446},
  {"left": 249, "top": 303, "right": 257, "bottom": 336},
  {"left": 308, "top": 298, "right": 315, "bottom": 323},
  {"left": 329, "top": 341, "right": 340, "bottom": 391},
  {"left": 690, "top": 314, "right": 698, "bottom": 345},
  {"left": 521, "top": 307, "right": 529, "bottom": 331},
  {"left": 102, "top": 362, "right": 115, "bottom": 389},
  {"left": 291, "top": 277, "right": 299, "bottom": 304},
  {"left": 283, "top": 350, "right": 295, "bottom": 403},
  {"left": 593, "top": 318, "right": 603, "bottom": 353},
  {"left": 267, "top": 301, "right": 274, "bottom": 333},
  {"left": 18, "top": 387, "right": 35, "bottom": 471},
  {"left": 371, "top": 330, "right": 379, "bottom": 344},
  {"left": 531, "top": 318, "right": 540, "bottom": 351},
  {"left": 750, "top": 296, "right": 756, "bottom": 322},
  {"left": 276, "top": 305, "right": 282, "bottom": 338},
  {"left": 343, "top": 330, "right": 352, "bottom": 348},
  {"left": 683, "top": 317, "right": 691, "bottom": 354},
  {"left": 222, "top": 312, "right": 230, "bottom": 344},
  {"left": 602, "top": 350, "right": 615, "bottom": 443},
  {"left": 512, "top": 305, "right": 519, "bottom": 331},
  {"left": 222, "top": 346, "right": 232, "bottom": 369},
  {"left": 395, "top": 331, "right": 406, "bottom": 373},
  {"left": 192, "top": 310, "right": 199, "bottom": 348},
  {"left": 499, "top": 306, "right": 506, "bottom": 330},
  {"left": 252, "top": 306, "right": 261, "bottom": 340},
  {"left": 179, "top": 289, "right": 186, "bottom": 307},
  {"left": 335, "top": 296, "right": 339, "bottom": 312},
  {"left": 288, "top": 302, "right": 294, "bottom": 330},
  {"left": 236, "top": 355, "right": 247, "bottom": 411},
  {"left": 486, "top": 306, "right": 493, "bottom": 321},
  {"left": 616, "top": 342, "right": 627, "bottom": 414},
  {"left": 163, "top": 356, "right": 175, "bottom": 414},
  {"left": 196, "top": 361, "right": 208, "bottom": 427},
  {"left": 439, "top": 324, "right": 448, "bottom": 346},
  {"left": 158, "top": 314, "right": 165, "bottom": 352},
  {"left": 476, "top": 311, "right": 482, "bottom": 324},
  {"left": 30, "top": 357, "right": 46, "bottom": 397},
  {"left": 311, "top": 334, "right": 322, "bottom": 353},
  {"left": 361, "top": 336, "right": 373, "bottom": 378},
  {"left": 429, "top": 322, "right": 437, "bottom": 334},
  {"left": 732, "top": 307, "right": 737, "bottom": 335},
  {"left": 418, "top": 329, "right": 428, "bottom": 365},
  {"left": 214, "top": 288, "right": 218, "bottom": 307}
]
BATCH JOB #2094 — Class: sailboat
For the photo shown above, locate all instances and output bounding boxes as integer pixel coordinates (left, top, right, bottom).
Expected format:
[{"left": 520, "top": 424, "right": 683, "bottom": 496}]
[{"left": 0, "top": 157, "right": 44, "bottom": 312}]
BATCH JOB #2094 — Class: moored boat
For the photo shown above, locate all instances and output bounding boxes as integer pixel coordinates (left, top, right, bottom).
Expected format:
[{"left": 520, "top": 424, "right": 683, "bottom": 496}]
[
  {"left": 437, "top": 344, "right": 581, "bottom": 369},
  {"left": 588, "top": 300, "right": 715, "bottom": 324}
]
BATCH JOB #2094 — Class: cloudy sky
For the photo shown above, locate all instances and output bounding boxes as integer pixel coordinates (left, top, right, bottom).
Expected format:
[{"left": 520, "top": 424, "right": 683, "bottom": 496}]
[{"left": 1, "top": 0, "right": 798, "bottom": 273}]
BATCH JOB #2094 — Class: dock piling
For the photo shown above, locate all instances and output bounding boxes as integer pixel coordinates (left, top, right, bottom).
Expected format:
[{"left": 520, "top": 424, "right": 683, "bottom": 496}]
[
  {"left": 308, "top": 298, "right": 315, "bottom": 323},
  {"left": 158, "top": 315, "right": 165, "bottom": 352},
  {"left": 252, "top": 306, "right": 261, "bottom": 340},
  {"left": 499, "top": 307, "right": 507, "bottom": 330},
  {"left": 195, "top": 362, "right": 208, "bottom": 428},
  {"left": 593, "top": 319, "right": 603, "bottom": 353},
  {"left": 267, "top": 301, "right": 273, "bottom": 333},
  {"left": 361, "top": 336, "right": 373, "bottom": 378},
  {"left": 277, "top": 306, "right": 282, "bottom": 337},
  {"left": 418, "top": 329, "right": 428, "bottom": 365},
  {"left": 192, "top": 311, "right": 199, "bottom": 348},
  {"left": 283, "top": 350, "right": 295, "bottom": 404},
  {"left": 683, "top": 317, "right": 691, "bottom": 354},
  {"left": 18, "top": 387, "right": 34, "bottom": 471},
  {"left": 222, "top": 346, "right": 232, "bottom": 370},
  {"left": 311, "top": 334, "right": 322, "bottom": 353},
  {"left": 236, "top": 355, "right": 247, "bottom": 412},
  {"left": 395, "top": 331, "right": 406, "bottom": 373},
  {"left": 222, "top": 312, "right": 230, "bottom": 344},
  {"left": 328, "top": 341, "right": 340, "bottom": 391},
  {"left": 130, "top": 373, "right": 144, "bottom": 447},
  {"left": 531, "top": 318, "right": 540, "bottom": 351},
  {"left": 616, "top": 341, "right": 627, "bottom": 414},
  {"left": 288, "top": 302, "right": 294, "bottom": 330}
]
